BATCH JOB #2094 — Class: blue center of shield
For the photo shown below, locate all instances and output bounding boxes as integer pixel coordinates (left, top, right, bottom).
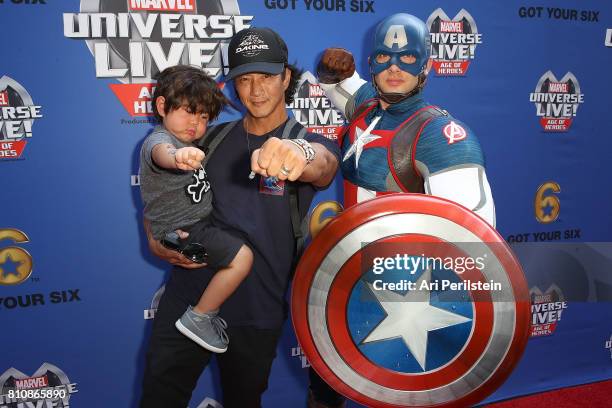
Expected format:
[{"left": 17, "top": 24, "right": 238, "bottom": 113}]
[{"left": 346, "top": 256, "right": 473, "bottom": 373}]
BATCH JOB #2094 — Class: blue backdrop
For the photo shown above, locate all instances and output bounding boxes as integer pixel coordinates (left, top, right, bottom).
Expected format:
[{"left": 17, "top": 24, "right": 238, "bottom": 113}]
[{"left": 1, "top": 0, "right": 611, "bottom": 407}]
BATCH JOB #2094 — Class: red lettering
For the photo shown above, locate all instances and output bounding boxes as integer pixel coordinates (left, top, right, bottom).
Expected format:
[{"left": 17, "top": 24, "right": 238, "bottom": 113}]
[
  {"left": 309, "top": 84, "right": 324, "bottom": 97},
  {"left": 548, "top": 82, "right": 569, "bottom": 93},
  {"left": 129, "top": 0, "right": 195, "bottom": 12},
  {"left": 440, "top": 21, "right": 463, "bottom": 33},
  {"left": 15, "top": 375, "right": 49, "bottom": 389}
]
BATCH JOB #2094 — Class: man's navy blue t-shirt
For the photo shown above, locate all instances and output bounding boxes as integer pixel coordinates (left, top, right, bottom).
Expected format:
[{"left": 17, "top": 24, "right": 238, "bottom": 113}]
[{"left": 166, "top": 119, "right": 340, "bottom": 329}]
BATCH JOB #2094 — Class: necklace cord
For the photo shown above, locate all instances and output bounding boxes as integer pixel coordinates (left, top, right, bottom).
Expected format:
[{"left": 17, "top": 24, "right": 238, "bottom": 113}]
[{"left": 245, "top": 119, "right": 285, "bottom": 180}]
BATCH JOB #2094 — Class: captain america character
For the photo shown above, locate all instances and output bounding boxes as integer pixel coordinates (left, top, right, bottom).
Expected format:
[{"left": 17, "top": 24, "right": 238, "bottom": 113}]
[{"left": 308, "top": 13, "right": 496, "bottom": 408}]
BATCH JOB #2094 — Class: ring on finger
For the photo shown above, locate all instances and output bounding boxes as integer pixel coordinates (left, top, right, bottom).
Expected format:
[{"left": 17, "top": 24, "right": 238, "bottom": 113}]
[{"left": 280, "top": 165, "right": 292, "bottom": 176}]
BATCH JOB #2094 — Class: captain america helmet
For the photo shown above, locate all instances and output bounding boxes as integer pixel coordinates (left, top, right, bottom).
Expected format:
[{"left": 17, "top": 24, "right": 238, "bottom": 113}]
[{"left": 370, "top": 13, "right": 431, "bottom": 76}]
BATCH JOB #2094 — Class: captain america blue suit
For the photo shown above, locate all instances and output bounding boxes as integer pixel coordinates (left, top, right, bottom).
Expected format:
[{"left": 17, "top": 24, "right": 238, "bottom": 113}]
[
  {"left": 340, "top": 81, "right": 485, "bottom": 207},
  {"left": 309, "top": 13, "right": 496, "bottom": 408},
  {"left": 318, "top": 13, "right": 495, "bottom": 226}
]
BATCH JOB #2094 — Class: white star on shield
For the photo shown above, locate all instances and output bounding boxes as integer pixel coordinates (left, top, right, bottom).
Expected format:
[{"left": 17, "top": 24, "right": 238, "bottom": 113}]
[
  {"left": 343, "top": 116, "right": 382, "bottom": 168},
  {"left": 363, "top": 268, "right": 472, "bottom": 371}
]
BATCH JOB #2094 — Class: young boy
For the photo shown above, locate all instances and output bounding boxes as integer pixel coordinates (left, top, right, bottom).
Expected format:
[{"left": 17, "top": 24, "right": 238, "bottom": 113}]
[{"left": 139, "top": 65, "right": 253, "bottom": 353}]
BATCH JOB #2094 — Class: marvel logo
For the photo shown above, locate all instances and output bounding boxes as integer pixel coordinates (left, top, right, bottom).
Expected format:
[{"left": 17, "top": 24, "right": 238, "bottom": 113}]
[
  {"left": 128, "top": 0, "right": 195, "bottom": 12},
  {"left": 0, "top": 90, "right": 8, "bottom": 106},
  {"left": 440, "top": 20, "right": 463, "bottom": 33},
  {"left": 548, "top": 82, "right": 569, "bottom": 93},
  {"left": 533, "top": 293, "right": 552, "bottom": 303},
  {"left": 15, "top": 375, "right": 49, "bottom": 389},
  {"left": 309, "top": 84, "right": 324, "bottom": 97}
]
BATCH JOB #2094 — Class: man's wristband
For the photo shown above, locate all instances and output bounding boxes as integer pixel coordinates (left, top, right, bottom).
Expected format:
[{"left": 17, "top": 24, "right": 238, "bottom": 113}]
[{"left": 288, "top": 139, "right": 316, "bottom": 164}]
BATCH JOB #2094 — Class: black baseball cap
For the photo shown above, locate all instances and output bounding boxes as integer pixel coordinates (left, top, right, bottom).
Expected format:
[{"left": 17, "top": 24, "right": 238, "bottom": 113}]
[{"left": 225, "top": 27, "right": 288, "bottom": 80}]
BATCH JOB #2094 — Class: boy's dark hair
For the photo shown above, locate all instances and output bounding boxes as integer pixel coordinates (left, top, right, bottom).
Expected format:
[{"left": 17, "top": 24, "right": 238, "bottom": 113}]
[{"left": 152, "top": 65, "right": 229, "bottom": 123}]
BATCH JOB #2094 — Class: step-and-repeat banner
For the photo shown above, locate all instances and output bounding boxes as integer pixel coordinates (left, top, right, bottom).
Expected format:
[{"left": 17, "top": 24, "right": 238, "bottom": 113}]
[{"left": 1, "top": 1, "right": 611, "bottom": 407}]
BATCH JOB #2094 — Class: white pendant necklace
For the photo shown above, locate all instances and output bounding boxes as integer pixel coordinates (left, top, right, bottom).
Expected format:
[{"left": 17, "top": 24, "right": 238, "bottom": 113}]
[{"left": 244, "top": 118, "right": 285, "bottom": 180}]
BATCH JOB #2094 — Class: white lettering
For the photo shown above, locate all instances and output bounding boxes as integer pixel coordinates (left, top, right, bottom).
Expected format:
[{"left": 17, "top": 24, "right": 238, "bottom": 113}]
[
  {"left": 94, "top": 42, "right": 128, "bottom": 77},
  {"left": 160, "top": 14, "right": 183, "bottom": 39},
  {"left": 147, "top": 42, "right": 185, "bottom": 72},
  {"left": 189, "top": 43, "right": 218, "bottom": 76},
  {"left": 131, "top": 13, "right": 159, "bottom": 39},
  {"left": 384, "top": 25, "right": 408, "bottom": 49},
  {"left": 129, "top": 42, "right": 146, "bottom": 77},
  {"left": 63, "top": 13, "right": 89, "bottom": 37}
]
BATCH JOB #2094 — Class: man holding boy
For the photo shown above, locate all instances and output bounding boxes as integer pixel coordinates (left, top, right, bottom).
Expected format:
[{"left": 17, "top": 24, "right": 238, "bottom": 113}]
[{"left": 139, "top": 27, "right": 340, "bottom": 408}]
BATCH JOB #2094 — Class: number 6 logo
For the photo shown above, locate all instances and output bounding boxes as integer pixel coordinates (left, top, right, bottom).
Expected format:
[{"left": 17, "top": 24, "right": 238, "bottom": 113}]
[
  {"left": 309, "top": 201, "right": 344, "bottom": 239},
  {"left": 534, "top": 182, "right": 561, "bottom": 224},
  {"left": 0, "top": 228, "right": 33, "bottom": 285}
]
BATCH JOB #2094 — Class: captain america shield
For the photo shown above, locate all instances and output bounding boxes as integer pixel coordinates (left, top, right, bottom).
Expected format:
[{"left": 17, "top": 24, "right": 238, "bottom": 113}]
[{"left": 292, "top": 194, "right": 530, "bottom": 408}]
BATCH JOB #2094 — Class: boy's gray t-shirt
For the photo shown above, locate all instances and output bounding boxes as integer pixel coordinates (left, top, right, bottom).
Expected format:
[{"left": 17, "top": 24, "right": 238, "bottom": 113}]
[{"left": 139, "top": 126, "right": 212, "bottom": 240}]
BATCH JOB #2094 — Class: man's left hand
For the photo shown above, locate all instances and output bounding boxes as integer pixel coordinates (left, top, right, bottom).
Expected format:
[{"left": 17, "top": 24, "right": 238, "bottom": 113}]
[{"left": 251, "top": 137, "right": 307, "bottom": 181}]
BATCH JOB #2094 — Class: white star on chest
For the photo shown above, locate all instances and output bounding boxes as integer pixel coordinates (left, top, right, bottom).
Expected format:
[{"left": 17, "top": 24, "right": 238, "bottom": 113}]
[
  {"left": 343, "top": 116, "right": 382, "bottom": 169},
  {"left": 362, "top": 268, "right": 472, "bottom": 371}
]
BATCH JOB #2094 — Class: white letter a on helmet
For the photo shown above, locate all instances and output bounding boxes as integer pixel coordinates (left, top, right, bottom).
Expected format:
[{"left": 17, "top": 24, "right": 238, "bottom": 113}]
[{"left": 384, "top": 25, "right": 408, "bottom": 49}]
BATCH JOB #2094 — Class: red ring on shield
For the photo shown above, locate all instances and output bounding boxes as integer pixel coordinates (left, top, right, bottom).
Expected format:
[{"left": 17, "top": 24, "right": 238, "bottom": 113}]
[
  {"left": 326, "top": 234, "right": 494, "bottom": 391},
  {"left": 291, "top": 194, "right": 530, "bottom": 408}
]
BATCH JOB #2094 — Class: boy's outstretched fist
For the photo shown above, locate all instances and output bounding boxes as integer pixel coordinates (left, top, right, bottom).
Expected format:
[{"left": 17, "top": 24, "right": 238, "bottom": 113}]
[{"left": 175, "top": 147, "right": 205, "bottom": 171}]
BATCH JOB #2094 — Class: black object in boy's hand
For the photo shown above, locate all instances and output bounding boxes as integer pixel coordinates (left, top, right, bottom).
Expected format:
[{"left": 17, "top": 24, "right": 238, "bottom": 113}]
[{"left": 161, "top": 231, "right": 209, "bottom": 264}]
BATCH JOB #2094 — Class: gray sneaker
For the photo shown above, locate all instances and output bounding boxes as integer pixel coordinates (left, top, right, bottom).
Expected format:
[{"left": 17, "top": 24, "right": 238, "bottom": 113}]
[{"left": 175, "top": 306, "right": 229, "bottom": 353}]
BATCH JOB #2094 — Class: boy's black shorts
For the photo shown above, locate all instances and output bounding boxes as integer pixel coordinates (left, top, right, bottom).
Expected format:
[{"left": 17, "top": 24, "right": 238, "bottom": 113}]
[{"left": 177, "top": 218, "right": 244, "bottom": 269}]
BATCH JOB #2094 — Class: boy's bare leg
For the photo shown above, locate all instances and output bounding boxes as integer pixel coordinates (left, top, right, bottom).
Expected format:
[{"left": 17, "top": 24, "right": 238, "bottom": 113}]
[{"left": 192, "top": 245, "right": 253, "bottom": 314}]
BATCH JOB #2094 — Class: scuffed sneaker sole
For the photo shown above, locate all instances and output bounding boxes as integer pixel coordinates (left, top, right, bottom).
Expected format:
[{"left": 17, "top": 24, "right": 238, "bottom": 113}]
[{"left": 175, "top": 319, "right": 228, "bottom": 353}]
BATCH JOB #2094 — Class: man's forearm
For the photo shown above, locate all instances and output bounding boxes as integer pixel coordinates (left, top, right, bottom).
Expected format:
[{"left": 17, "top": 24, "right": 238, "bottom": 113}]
[
  {"left": 319, "top": 72, "right": 366, "bottom": 118},
  {"left": 298, "top": 143, "right": 339, "bottom": 187}
]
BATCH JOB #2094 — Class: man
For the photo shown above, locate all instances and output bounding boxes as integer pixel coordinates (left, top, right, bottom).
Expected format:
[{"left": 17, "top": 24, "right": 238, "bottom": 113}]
[
  {"left": 308, "top": 13, "right": 495, "bottom": 407},
  {"left": 140, "top": 27, "right": 340, "bottom": 408}
]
